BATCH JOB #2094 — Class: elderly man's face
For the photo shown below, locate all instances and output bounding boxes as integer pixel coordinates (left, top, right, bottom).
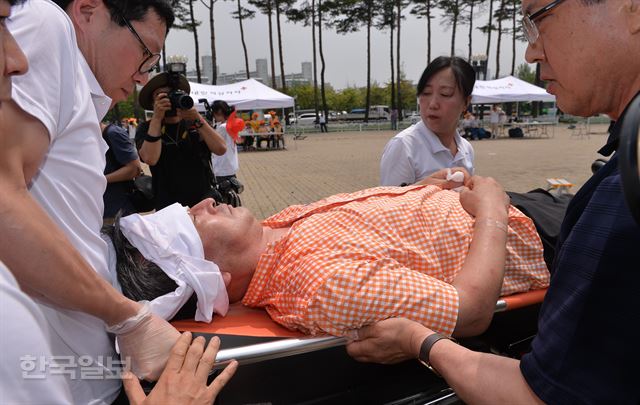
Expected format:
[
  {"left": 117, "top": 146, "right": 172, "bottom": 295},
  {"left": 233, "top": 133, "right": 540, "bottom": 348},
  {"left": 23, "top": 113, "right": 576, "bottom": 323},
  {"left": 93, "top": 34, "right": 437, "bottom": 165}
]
[
  {"left": 189, "top": 198, "right": 264, "bottom": 266},
  {"left": 77, "top": 1, "right": 166, "bottom": 105},
  {"left": 523, "top": 0, "right": 629, "bottom": 118}
]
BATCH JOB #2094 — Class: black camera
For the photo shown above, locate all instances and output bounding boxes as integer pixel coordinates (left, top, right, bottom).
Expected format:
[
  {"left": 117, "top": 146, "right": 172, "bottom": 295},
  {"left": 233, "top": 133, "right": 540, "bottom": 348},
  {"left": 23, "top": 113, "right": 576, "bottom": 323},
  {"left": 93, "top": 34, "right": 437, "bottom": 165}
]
[
  {"left": 168, "top": 89, "right": 194, "bottom": 111},
  {"left": 165, "top": 62, "right": 194, "bottom": 117}
]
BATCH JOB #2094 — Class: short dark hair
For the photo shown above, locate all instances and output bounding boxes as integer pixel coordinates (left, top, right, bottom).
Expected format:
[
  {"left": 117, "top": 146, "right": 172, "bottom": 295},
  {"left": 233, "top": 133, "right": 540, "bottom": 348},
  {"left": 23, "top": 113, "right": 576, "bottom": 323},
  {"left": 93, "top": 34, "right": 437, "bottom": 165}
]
[
  {"left": 211, "top": 100, "right": 235, "bottom": 119},
  {"left": 52, "top": 0, "right": 175, "bottom": 33},
  {"left": 416, "top": 56, "right": 476, "bottom": 98},
  {"left": 102, "top": 213, "right": 197, "bottom": 320}
]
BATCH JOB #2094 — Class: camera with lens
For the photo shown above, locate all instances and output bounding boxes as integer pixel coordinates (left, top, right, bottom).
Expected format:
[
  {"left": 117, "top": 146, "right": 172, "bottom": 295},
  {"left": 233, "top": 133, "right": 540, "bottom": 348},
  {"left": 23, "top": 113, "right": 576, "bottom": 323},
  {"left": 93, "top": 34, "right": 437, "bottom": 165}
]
[{"left": 165, "top": 62, "right": 194, "bottom": 117}]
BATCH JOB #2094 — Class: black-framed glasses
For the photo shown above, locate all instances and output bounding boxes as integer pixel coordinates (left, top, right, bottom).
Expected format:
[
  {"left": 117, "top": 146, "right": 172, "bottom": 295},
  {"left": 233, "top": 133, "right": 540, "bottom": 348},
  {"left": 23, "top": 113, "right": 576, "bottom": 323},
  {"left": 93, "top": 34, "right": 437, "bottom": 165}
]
[
  {"left": 522, "top": 0, "right": 566, "bottom": 44},
  {"left": 118, "top": 13, "right": 161, "bottom": 74}
]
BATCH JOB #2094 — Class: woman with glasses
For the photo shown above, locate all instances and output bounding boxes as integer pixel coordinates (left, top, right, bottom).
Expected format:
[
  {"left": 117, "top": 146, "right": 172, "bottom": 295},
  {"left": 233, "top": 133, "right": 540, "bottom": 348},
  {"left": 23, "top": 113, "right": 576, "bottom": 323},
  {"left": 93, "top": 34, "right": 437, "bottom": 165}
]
[{"left": 380, "top": 56, "right": 476, "bottom": 187}]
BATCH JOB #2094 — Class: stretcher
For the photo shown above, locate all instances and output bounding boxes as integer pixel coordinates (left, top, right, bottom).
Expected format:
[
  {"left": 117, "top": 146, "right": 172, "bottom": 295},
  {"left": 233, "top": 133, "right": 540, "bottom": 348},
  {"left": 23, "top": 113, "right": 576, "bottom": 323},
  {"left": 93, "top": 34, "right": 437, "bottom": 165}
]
[{"left": 170, "top": 288, "right": 547, "bottom": 404}]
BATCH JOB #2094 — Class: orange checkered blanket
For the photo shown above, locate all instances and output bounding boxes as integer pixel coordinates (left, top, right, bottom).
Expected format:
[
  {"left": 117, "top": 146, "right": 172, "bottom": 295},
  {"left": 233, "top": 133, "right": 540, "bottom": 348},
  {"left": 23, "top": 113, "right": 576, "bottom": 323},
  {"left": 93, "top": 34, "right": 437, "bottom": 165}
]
[{"left": 242, "top": 186, "right": 549, "bottom": 337}]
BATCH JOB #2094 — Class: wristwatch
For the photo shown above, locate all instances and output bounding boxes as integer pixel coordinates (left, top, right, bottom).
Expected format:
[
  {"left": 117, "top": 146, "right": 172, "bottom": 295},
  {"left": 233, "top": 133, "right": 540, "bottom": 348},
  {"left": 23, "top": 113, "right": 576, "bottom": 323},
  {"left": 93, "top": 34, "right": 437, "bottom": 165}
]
[{"left": 418, "top": 333, "right": 453, "bottom": 376}]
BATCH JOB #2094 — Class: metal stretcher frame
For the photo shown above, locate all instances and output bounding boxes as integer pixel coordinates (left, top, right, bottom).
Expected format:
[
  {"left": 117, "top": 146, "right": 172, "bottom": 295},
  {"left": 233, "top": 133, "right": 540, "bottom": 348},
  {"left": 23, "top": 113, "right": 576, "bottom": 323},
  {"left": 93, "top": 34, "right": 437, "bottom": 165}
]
[{"left": 171, "top": 288, "right": 548, "bottom": 371}]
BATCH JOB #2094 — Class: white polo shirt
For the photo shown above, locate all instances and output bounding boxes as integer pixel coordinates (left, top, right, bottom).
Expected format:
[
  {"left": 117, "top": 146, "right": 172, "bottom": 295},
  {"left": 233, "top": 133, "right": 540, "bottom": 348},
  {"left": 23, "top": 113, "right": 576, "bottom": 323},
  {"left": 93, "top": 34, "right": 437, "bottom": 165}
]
[
  {"left": 9, "top": 1, "right": 119, "bottom": 403},
  {"left": 212, "top": 122, "right": 239, "bottom": 177},
  {"left": 0, "top": 262, "right": 73, "bottom": 404},
  {"left": 380, "top": 120, "right": 475, "bottom": 186}
]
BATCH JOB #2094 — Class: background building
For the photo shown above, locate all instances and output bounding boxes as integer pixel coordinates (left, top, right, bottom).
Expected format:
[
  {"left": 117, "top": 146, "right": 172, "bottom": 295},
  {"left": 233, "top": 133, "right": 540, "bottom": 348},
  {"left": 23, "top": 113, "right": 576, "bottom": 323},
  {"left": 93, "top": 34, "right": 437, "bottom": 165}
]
[{"left": 193, "top": 57, "right": 318, "bottom": 88}]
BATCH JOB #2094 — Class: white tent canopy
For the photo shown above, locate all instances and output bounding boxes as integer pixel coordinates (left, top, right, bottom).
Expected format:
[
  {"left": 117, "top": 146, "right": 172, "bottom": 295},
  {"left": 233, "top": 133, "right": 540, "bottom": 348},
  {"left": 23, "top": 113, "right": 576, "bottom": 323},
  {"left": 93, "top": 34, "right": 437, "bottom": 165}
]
[
  {"left": 189, "top": 78, "right": 294, "bottom": 110},
  {"left": 471, "top": 75, "right": 555, "bottom": 104}
]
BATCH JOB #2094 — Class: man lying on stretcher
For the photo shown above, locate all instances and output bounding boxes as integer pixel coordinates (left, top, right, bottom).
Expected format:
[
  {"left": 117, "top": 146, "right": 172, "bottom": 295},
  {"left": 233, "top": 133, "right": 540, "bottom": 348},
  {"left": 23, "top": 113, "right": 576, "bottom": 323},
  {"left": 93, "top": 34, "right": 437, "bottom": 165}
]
[{"left": 103, "top": 174, "right": 549, "bottom": 339}]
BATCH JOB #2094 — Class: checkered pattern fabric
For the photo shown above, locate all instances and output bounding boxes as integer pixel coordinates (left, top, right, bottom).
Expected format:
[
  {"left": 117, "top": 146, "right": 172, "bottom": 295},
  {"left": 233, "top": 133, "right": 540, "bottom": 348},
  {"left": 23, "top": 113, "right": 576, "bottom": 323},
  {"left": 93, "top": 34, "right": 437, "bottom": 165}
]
[{"left": 242, "top": 186, "right": 549, "bottom": 337}]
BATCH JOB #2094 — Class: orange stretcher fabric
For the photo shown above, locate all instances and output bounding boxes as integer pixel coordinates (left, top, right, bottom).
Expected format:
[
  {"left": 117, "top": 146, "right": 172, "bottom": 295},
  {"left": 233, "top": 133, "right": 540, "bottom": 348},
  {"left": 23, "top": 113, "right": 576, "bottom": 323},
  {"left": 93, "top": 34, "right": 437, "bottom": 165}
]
[
  {"left": 171, "top": 304, "right": 304, "bottom": 337},
  {"left": 171, "top": 288, "right": 548, "bottom": 338}
]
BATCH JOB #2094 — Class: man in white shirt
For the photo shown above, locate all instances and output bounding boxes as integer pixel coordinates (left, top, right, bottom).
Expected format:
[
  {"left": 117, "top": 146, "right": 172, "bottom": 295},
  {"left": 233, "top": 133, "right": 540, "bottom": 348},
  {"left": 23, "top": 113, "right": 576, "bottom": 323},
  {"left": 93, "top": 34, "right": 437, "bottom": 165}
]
[{"left": 1, "top": 1, "right": 179, "bottom": 402}]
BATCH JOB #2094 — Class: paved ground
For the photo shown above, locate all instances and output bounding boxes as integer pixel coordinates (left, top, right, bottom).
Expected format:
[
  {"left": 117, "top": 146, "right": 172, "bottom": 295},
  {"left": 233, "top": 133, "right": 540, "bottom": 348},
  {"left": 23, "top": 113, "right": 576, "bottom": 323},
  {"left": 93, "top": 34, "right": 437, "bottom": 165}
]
[{"left": 236, "top": 123, "right": 610, "bottom": 219}]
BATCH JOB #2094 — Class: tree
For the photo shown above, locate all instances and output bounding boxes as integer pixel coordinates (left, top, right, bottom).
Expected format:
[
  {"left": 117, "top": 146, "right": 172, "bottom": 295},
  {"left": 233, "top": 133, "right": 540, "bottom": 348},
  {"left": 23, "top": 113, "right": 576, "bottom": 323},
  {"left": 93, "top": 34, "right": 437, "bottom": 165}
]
[
  {"left": 508, "top": 0, "right": 523, "bottom": 75},
  {"left": 274, "top": 0, "right": 296, "bottom": 91},
  {"left": 248, "top": 0, "right": 277, "bottom": 88},
  {"left": 396, "top": 0, "right": 406, "bottom": 118},
  {"left": 376, "top": 1, "right": 395, "bottom": 110},
  {"left": 478, "top": 0, "right": 494, "bottom": 79},
  {"left": 493, "top": 0, "right": 508, "bottom": 78},
  {"left": 318, "top": 0, "right": 329, "bottom": 119},
  {"left": 515, "top": 63, "right": 535, "bottom": 83},
  {"left": 411, "top": 0, "right": 436, "bottom": 63},
  {"left": 168, "top": 1, "right": 202, "bottom": 77},
  {"left": 231, "top": 0, "right": 255, "bottom": 78},
  {"left": 464, "top": 0, "right": 478, "bottom": 62},
  {"left": 439, "top": 0, "right": 463, "bottom": 57},
  {"left": 327, "top": 0, "right": 378, "bottom": 122},
  {"left": 187, "top": 0, "right": 203, "bottom": 82},
  {"left": 199, "top": 0, "right": 220, "bottom": 84},
  {"left": 287, "top": 1, "right": 321, "bottom": 117}
]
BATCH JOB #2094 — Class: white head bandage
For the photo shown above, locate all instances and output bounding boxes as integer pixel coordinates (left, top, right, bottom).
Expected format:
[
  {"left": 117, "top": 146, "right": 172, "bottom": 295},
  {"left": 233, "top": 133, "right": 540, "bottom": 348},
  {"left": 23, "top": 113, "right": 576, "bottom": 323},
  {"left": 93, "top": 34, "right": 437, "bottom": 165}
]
[{"left": 119, "top": 203, "right": 229, "bottom": 322}]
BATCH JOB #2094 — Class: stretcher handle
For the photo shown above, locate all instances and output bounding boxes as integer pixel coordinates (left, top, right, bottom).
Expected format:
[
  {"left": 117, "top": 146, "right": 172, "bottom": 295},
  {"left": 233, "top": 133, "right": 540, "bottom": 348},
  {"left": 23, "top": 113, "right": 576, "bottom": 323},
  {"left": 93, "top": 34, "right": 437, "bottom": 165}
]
[
  {"left": 494, "top": 289, "right": 547, "bottom": 312},
  {"left": 213, "top": 335, "right": 347, "bottom": 370},
  {"left": 212, "top": 289, "right": 548, "bottom": 370}
]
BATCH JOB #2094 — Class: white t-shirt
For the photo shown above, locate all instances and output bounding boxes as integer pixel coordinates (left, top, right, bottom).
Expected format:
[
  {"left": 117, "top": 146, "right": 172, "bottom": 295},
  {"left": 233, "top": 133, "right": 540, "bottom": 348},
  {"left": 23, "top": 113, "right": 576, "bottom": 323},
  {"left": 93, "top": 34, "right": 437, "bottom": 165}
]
[
  {"left": 0, "top": 262, "right": 73, "bottom": 404},
  {"left": 9, "top": 1, "right": 120, "bottom": 403},
  {"left": 212, "top": 122, "right": 239, "bottom": 177},
  {"left": 490, "top": 109, "right": 501, "bottom": 124},
  {"left": 380, "top": 120, "right": 475, "bottom": 186}
]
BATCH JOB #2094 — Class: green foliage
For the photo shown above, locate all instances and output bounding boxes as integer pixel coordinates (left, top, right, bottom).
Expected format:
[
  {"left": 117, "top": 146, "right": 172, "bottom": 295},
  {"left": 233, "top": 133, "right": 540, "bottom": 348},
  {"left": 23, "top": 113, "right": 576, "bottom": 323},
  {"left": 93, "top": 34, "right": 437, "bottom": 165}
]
[
  {"left": 170, "top": 0, "right": 201, "bottom": 31},
  {"left": 104, "top": 93, "right": 143, "bottom": 123},
  {"left": 283, "top": 79, "right": 416, "bottom": 112},
  {"left": 516, "top": 63, "right": 535, "bottom": 84}
]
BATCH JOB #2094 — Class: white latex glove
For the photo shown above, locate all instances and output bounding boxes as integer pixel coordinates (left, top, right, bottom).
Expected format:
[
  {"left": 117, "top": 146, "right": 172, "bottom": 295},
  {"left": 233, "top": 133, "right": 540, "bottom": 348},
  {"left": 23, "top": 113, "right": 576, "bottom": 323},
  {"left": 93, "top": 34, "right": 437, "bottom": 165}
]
[
  {"left": 446, "top": 169, "right": 466, "bottom": 192},
  {"left": 106, "top": 301, "right": 181, "bottom": 381}
]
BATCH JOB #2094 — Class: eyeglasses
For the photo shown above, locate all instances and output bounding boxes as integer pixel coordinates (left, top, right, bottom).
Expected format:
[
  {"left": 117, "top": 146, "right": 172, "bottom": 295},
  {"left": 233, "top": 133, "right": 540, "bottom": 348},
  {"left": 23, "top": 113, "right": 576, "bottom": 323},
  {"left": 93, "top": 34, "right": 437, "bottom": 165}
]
[
  {"left": 522, "top": 0, "right": 566, "bottom": 44},
  {"left": 118, "top": 13, "right": 161, "bottom": 74}
]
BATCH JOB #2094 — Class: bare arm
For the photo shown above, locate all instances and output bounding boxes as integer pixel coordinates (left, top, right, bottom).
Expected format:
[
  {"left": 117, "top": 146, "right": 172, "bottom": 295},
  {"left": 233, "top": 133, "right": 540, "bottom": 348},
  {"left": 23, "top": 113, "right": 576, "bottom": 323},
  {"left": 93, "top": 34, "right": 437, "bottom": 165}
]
[
  {"left": 431, "top": 338, "right": 544, "bottom": 405},
  {"left": 347, "top": 318, "right": 543, "bottom": 404},
  {"left": 451, "top": 176, "right": 510, "bottom": 336},
  {"left": 180, "top": 108, "right": 226, "bottom": 155},
  {"left": 138, "top": 92, "right": 170, "bottom": 166},
  {"left": 138, "top": 117, "right": 163, "bottom": 166},
  {"left": 0, "top": 101, "right": 139, "bottom": 325},
  {"left": 105, "top": 159, "right": 141, "bottom": 183}
]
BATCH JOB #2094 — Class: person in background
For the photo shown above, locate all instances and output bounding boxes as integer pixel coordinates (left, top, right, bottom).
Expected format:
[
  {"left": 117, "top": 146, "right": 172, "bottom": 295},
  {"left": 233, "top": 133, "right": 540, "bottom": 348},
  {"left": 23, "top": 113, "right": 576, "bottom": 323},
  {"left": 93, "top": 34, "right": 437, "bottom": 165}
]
[
  {"left": 136, "top": 72, "right": 226, "bottom": 210},
  {"left": 319, "top": 113, "right": 328, "bottom": 133},
  {"left": 380, "top": 56, "right": 476, "bottom": 186},
  {"left": 348, "top": 0, "right": 640, "bottom": 403},
  {"left": 101, "top": 122, "right": 142, "bottom": 221},
  {"left": 390, "top": 108, "right": 399, "bottom": 130},
  {"left": 489, "top": 104, "right": 504, "bottom": 138},
  {"left": 211, "top": 100, "right": 242, "bottom": 187}
]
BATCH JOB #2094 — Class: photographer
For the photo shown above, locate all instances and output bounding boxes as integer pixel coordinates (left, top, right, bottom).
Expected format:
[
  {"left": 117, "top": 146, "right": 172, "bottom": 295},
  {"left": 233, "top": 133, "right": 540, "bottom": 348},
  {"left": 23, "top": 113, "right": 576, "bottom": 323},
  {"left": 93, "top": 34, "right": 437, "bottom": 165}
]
[{"left": 136, "top": 70, "right": 226, "bottom": 210}]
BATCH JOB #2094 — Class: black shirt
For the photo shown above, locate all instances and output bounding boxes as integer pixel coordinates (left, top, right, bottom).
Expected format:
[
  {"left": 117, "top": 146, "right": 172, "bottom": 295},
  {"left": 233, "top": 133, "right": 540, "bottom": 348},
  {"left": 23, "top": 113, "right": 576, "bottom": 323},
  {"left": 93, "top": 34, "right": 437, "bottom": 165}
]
[{"left": 136, "top": 120, "right": 214, "bottom": 210}]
